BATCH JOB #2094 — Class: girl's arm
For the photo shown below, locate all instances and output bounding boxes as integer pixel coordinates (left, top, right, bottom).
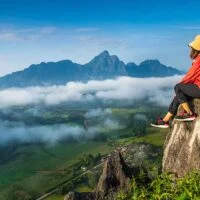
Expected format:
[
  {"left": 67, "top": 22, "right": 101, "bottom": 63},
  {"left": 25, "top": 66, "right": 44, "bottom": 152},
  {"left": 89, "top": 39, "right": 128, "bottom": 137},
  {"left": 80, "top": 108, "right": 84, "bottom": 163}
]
[{"left": 180, "top": 61, "right": 199, "bottom": 84}]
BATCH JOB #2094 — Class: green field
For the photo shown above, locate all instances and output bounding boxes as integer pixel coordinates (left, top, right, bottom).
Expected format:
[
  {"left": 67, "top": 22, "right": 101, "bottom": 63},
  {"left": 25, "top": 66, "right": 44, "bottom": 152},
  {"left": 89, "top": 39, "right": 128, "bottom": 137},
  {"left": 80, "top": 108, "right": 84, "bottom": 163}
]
[
  {"left": 116, "top": 126, "right": 168, "bottom": 147},
  {"left": 0, "top": 104, "right": 168, "bottom": 199},
  {"left": 46, "top": 195, "right": 64, "bottom": 200},
  {"left": 0, "top": 141, "right": 114, "bottom": 199}
]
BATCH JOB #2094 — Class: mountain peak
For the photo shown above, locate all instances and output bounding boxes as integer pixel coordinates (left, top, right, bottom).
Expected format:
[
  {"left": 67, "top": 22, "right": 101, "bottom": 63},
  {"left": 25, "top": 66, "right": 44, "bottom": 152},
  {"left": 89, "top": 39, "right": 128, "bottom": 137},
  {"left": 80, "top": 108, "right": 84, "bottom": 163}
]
[
  {"left": 84, "top": 50, "right": 126, "bottom": 77},
  {"left": 87, "top": 50, "right": 111, "bottom": 63},
  {"left": 98, "top": 50, "right": 110, "bottom": 57}
]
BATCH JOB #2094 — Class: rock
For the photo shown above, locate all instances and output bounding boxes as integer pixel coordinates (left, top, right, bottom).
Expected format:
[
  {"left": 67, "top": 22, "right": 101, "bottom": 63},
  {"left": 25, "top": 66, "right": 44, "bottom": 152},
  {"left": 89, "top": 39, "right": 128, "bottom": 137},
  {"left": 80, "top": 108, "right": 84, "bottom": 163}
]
[
  {"left": 64, "top": 192, "right": 96, "bottom": 200},
  {"left": 162, "top": 99, "right": 200, "bottom": 177},
  {"left": 96, "top": 152, "right": 139, "bottom": 195},
  {"left": 64, "top": 152, "right": 141, "bottom": 200}
]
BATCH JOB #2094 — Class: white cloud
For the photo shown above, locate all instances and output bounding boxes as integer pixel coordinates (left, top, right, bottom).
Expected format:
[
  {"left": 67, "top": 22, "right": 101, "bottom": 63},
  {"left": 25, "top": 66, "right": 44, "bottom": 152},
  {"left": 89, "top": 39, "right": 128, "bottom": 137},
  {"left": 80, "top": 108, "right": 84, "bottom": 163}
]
[
  {"left": 84, "top": 108, "right": 112, "bottom": 118},
  {"left": 134, "top": 114, "right": 148, "bottom": 121},
  {"left": 0, "top": 76, "right": 185, "bottom": 144},
  {"left": 0, "top": 32, "right": 21, "bottom": 41},
  {"left": 0, "top": 121, "right": 85, "bottom": 144},
  {"left": 103, "top": 118, "right": 120, "bottom": 129},
  {"left": 0, "top": 75, "right": 182, "bottom": 108},
  {"left": 73, "top": 34, "right": 129, "bottom": 49},
  {"left": 0, "top": 109, "right": 118, "bottom": 144},
  {"left": 0, "top": 26, "right": 57, "bottom": 42},
  {"left": 73, "top": 27, "right": 101, "bottom": 33}
]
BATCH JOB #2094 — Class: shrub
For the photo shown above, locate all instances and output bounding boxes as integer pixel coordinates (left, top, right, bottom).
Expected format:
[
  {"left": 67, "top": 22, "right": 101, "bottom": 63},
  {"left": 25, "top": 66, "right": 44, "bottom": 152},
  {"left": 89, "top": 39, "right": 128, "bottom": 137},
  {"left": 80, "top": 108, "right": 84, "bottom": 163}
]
[{"left": 116, "top": 171, "right": 200, "bottom": 200}]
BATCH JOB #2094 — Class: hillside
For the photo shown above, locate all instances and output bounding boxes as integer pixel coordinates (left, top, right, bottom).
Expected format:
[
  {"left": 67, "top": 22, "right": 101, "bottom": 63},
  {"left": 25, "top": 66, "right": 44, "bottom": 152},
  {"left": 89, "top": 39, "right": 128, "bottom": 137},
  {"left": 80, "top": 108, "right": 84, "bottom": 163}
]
[
  {"left": 0, "top": 104, "right": 167, "bottom": 200},
  {"left": 63, "top": 99, "right": 200, "bottom": 200}
]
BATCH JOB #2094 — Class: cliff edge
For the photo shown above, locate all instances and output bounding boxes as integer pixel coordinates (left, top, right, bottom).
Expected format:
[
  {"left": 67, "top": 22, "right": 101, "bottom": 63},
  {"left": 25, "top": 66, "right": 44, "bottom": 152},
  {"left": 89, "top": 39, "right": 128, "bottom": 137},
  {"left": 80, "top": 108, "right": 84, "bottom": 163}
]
[{"left": 162, "top": 99, "right": 200, "bottom": 177}]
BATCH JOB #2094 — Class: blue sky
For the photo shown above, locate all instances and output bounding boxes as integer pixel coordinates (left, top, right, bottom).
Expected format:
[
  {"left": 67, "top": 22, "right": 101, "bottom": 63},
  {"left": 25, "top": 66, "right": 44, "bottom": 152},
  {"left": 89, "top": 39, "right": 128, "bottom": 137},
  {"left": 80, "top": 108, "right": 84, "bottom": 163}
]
[{"left": 0, "top": 0, "right": 200, "bottom": 76}]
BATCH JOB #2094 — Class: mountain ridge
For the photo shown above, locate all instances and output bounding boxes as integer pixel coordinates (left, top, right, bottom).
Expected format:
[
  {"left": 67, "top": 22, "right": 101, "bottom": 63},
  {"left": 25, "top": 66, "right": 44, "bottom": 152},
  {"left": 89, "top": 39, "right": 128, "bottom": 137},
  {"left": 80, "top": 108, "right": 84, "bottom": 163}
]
[{"left": 0, "top": 50, "right": 184, "bottom": 88}]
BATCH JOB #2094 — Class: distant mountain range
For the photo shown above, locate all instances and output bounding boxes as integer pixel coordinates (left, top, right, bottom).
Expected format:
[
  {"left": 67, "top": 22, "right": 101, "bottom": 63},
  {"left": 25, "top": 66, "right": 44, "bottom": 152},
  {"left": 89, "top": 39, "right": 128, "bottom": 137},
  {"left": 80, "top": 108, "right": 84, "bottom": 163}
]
[{"left": 0, "top": 50, "right": 184, "bottom": 88}]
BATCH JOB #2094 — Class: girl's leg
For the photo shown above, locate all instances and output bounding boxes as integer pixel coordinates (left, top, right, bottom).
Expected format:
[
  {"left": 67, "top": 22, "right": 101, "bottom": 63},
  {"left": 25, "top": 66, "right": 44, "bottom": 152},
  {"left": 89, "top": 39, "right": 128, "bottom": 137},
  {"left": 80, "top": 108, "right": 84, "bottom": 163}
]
[
  {"left": 163, "top": 112, "right": 174, "bottom": 122},
  {"left": 150, "top": 83, "right": 199, "bottom": 127},
  {"left": 163, "top": 102, "right": 192, "bottom": 122},
  {"left": 164, "top": 96, "right": 180, "bottom": 122},
  {"left": 150, "top": 97, "right": 178, "bottom": 127},
  {"left": 163, "top": 93, "right": 192, "bottom": 122},
  {"left": 174, "top": 83, "right": 200, "bottom": 114},
  {"left": 181, "top": 102, "right": 193, "bottom": 114},
  {"left": 171, "top": 83, "right": 199, "bottom": 121}
]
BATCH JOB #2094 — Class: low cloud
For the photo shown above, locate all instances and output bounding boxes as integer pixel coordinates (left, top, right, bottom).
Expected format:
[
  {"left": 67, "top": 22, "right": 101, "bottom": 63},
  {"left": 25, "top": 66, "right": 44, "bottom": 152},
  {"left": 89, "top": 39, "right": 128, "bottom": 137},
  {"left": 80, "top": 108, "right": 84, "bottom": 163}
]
[
  {"left": 103, "top": 118, "right": 120, "bottom": 129},
  {"left": 0, "top": 120, "right": 90, "bottom": 144},
  {"left": 0, "top": 118, "right": 120, "bottom": 145},
  {"left": 0, "top": 75, "right": 183, "bottom": 108},
  {"left": 0, "top": 76, "right": 183, "bottom": 145},
  {"left": 133, "top": 114, "right": 148, "bottom": 122},
  {"left": 84, "top": 108, "right": 112, "bottom": 118}
]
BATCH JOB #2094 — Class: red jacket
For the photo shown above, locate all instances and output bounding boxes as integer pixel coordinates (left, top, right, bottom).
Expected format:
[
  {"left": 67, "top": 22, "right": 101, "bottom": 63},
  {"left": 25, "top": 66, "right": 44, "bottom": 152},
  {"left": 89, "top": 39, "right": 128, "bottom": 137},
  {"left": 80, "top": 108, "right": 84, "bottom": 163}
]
[{"left": 180, "top": 54, "right": 200, "bottom": 88}]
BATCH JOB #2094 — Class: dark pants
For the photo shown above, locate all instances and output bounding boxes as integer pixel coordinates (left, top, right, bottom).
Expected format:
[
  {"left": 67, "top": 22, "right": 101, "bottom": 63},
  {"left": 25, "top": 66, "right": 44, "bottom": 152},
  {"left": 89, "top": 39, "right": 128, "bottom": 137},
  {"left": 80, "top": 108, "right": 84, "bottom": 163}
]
[{"left": 168, "top": 83, "right": 200, "bottom": 115}]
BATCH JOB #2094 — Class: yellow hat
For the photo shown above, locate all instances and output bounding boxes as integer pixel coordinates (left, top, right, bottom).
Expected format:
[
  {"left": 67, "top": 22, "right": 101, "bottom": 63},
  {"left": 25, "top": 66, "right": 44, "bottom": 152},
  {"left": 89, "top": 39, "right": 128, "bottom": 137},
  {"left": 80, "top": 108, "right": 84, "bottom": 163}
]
[{"left": 189, "top": 35, "right": 200, "bottom": 51}]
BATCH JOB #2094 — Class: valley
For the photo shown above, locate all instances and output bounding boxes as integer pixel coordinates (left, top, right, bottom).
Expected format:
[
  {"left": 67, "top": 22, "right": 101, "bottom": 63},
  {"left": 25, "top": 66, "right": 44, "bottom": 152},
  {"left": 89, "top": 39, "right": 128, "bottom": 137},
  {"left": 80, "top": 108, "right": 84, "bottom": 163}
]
[{"left": 0, "top": 103, "right": 168, "bottom": 200}]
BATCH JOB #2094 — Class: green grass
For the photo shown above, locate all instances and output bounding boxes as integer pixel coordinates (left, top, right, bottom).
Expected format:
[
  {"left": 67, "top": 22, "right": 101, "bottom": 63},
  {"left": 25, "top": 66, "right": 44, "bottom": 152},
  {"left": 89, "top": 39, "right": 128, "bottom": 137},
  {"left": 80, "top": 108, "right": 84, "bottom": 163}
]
[
  {"left": 0, "top": 141, "right": 114, "bottom": 199},
  {"left": 111, "top": 107, "right": 148, "bottom": 115},
  {"left": 116, "top": 127, "right": 168, "bottom": 147},
  {"left": 45, "top": 123, "right": 168, "bottom": 200},
  {"left": 45, "top": 194, "right": 64, "bottom": 200},
  {"left": 117, "top": 171, "right": 200, "bottom": 200},
  {"left": 75, "top": 184, "right": 93, "bottom": 192}
]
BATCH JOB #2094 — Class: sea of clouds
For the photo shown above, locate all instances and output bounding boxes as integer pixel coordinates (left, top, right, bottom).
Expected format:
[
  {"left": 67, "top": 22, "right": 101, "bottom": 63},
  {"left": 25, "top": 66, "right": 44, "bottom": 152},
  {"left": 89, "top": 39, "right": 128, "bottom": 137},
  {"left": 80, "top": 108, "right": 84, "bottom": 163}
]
[
  {"left": 0, "top": 75, "right": 182, "bottom": 108},
  {"left": 0, "top": 75, "right": 183, "bottom": 144}
]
